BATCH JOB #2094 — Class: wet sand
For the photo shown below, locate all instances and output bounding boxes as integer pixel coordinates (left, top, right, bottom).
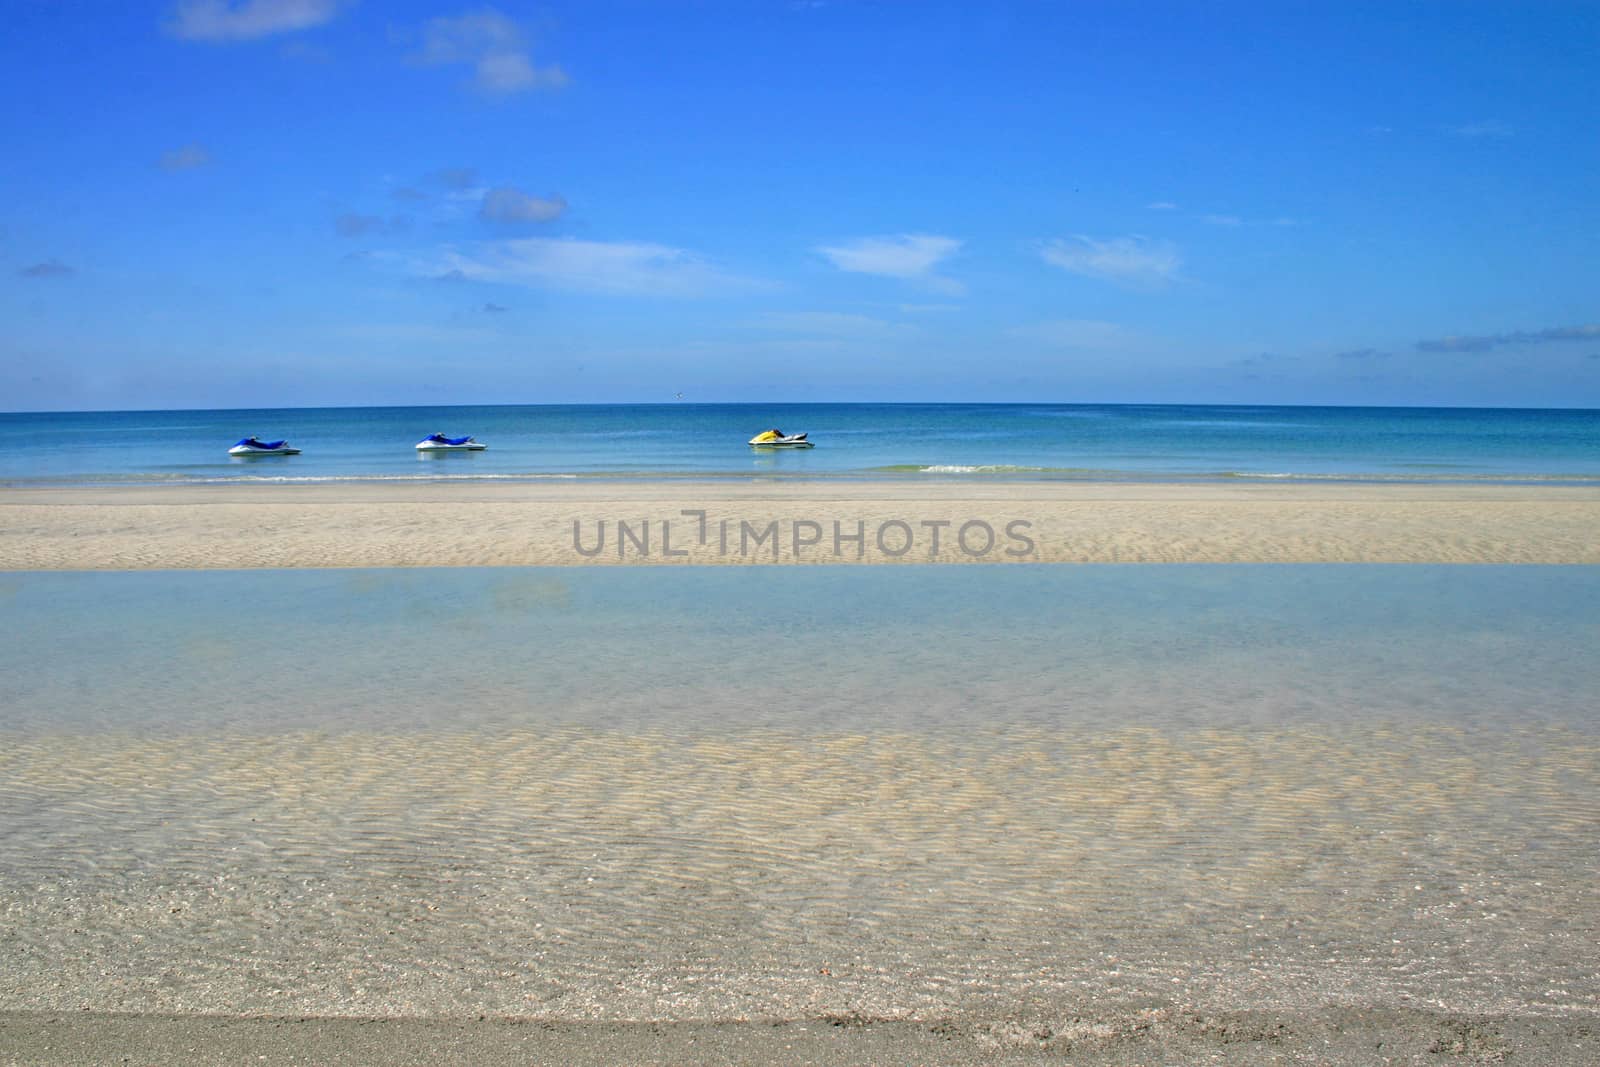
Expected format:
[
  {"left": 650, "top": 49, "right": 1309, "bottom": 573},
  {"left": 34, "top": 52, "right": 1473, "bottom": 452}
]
[
  {"left": 5, "top": 1007, "right": 1600, "bottom": 1065},
  {"left": 2, "top": 481, "right": 1599, "bottom": 569},
  {"left": 3, "top": 725, "right": 1596, "bottom": 1027}
]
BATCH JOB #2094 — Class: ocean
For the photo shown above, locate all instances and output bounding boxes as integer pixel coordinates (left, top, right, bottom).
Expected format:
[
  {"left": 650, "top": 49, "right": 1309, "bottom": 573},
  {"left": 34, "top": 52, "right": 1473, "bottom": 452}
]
[{"left": 2, "top": 402, "right": 1598, "bottom": 486}]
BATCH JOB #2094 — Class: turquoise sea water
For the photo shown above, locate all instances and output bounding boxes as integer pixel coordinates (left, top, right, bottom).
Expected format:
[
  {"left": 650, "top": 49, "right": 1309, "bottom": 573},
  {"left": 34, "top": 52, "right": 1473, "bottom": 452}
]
[
  {"left": 5, "top": 564, "right": 1597, "bottom": 737},
  {"left": 2, "top": 402, "right": 1598, "bottom": 486}
]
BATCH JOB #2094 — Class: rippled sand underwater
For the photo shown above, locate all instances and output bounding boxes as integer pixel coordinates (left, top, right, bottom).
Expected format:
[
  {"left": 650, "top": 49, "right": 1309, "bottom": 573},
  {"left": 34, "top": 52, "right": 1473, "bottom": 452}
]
[{"left": 2, "top": 566, "right": 1597, "bottom": 1020}]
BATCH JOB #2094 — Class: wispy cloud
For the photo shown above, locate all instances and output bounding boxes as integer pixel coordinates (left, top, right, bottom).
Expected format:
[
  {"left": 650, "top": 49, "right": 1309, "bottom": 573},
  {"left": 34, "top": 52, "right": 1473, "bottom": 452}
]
[
  {"left": 1198, "top": 211, "right": 1296, "bottom": 227},
  {"left": 280, "top": 39, "right": 331, "bottom": 62},
  {"left": 158, "top": 143, "right": 212, "bottom": 171},
  {"left": 1451, "top": 119, "right": 1514, "bottom": 139},
  {"left": 335, "top": 213, "right": 411, "bottom": 238},
  {"left": 431, "top": 166, "right": 479, "bottom": 190},
  {"left": 483, "top": 302, "right": 509, "bottom": 313},
  {"left": 168, "top": 0, "right": 343, "bottom": 42},
  {"left": 1334, "top": 348, "right": 1388, "bottom": 360},
  {"left": 19, "top": 259, "right": 75, "bottom": 279},
  {"left": 479, "top": 187, "right": 567, "bottom": 224},
  {"left": 750, "top": 311, "right": 914, "bottom": 339},
  {"left": 815, "top": 234, "right": 963, "bottom": 294},
  {"left": 1146, "top": 201, "right": 1178, "bottom": 211},
  {"left": 1228, "top": 352, "right": 1295, "bottom": 371},
  {"left": 431, "top": 237, "right": 760, "bottom": 297},
  {"left": 1040, "top": 236, "right": 1180, "bottom": 286},
  {"left": 336, "top": 321, "right": 497, "bottom": 345},
  {"left": 413, "top": 10, "right": 568, "bottom": 96},
  {"left": 1415, "top": 324, "right": 1600, "bottom": 353},
  {"left": 1008, "top": 319, "right": 1133, "bottom": 349}
]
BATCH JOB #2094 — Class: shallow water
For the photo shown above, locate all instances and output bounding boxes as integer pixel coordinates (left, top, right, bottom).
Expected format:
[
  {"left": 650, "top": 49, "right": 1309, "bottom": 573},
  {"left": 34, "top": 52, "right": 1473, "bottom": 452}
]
[
  {"left": 4, "top": 565, "right": 1597, "bottom": 736},
  {"left": 1, "top": 565, "right": 1596, "bottom": 1019}
]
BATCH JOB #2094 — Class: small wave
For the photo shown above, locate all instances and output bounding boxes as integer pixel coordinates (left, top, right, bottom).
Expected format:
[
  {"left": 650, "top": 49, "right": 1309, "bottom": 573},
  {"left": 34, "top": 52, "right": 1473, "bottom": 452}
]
[
  {"left": 919, "top": 464, "right": 1053, "bottom": 474},
  {"left": 208, "top": 473, "right": 582, "bottom": 483},
  {"left": 1160, "top": 419, "right": 1309, "bottom": 430},
  {"left": 0, "top": 472, "right": 584, "bottom": 488},
  {"left": 196, "top": 473, "right": 584, "bottom": 484},
  {"left": 867, "top": 464, "right": 1087, "bottom": 474},
  {"left": 8, "top": 466, "right": 1599, "bottom": 489},
  {"left": 1218, "top": 470, "right": 1600, "bottom": 483}
]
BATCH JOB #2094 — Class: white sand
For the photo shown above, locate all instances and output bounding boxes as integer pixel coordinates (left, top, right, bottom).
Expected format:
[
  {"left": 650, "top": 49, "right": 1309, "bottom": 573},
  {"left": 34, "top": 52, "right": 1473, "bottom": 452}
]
[
  {"left": 3, "top": 481, "right": 1598, "bottom": 569},
  {"left": 5, "top": 723, "right": 1596, "bottom": 1021}
]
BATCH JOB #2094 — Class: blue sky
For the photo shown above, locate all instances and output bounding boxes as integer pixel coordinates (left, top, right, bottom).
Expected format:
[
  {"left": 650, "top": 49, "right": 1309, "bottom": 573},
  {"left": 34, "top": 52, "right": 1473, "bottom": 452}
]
[{"left": 2, "top": 1, "right": 1597, "bottom": 410}]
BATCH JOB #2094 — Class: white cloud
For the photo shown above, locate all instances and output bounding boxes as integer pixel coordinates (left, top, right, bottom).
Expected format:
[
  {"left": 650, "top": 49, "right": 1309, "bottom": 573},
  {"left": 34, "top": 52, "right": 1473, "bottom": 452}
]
[
  {"left": 1040, "top": 235, "right": 1181, "bottom": 286},
  {"left": 1146, "top": 201, "right": 1179, "bottom": 211},
  {"left": 1200, "top": 214, "right": 1242, "bottom": 226},
  {"left": 815, "top": 234, "right": 963, "bottom": 293},
  {"left": 158, "top": 143, "right": 212, "bottom": 171},
  {"left": 414, "top": 10, "right": 568, "bottom": 96},
  {"left": 479, "top": 187, "right": 567, "bottom": 224},
  {"left": 1008, "top": 319, "right": 1132, "bottom": 349},
  {"left": 169, "top": 0, "right": 342, "bottom": 42},
  {"left": 431, "top": 238, "right": 758, "bottom": 297}
]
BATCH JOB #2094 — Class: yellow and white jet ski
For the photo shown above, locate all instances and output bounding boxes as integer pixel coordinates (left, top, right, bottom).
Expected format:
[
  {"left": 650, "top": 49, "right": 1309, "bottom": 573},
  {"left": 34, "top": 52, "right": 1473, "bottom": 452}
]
[{"left": 748, "top": 428, "right": 814, "bottom": 448}]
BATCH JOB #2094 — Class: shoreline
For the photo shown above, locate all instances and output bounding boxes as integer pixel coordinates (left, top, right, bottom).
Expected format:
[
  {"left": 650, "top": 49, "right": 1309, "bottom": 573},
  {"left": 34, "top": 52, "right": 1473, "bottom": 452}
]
[
  {"left": 5, "top": 1008, "right": 1599, "bottom": 1065},
  {"left": 4, "top": 481, "right": 1598, "bottom": 569}
]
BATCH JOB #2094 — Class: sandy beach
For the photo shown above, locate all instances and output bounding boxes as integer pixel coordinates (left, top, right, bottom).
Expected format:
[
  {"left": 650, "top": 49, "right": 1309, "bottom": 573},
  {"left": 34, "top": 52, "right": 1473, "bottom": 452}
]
[
  {"left": 3, "top": 481, "right": 1599, "bottom": 569},
  {"left": 6, "top": 1007, "right": 1600, "bottom": 1064},
  {"left": 5, "top": 484, "right": 1600, "bottom": 1064}
]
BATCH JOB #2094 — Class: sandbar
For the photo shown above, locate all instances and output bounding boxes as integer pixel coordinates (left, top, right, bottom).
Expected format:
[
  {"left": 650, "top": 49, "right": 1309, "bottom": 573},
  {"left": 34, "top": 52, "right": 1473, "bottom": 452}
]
[{"left": 3, "top": 481, "right": 1598, "bottom": 569}]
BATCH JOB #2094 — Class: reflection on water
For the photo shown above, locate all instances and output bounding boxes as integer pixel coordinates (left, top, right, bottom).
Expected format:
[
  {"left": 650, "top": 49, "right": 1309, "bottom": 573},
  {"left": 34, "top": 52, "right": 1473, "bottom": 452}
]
[{"left": 1, "top": 565, "right": 1597, "bottom": 1019}]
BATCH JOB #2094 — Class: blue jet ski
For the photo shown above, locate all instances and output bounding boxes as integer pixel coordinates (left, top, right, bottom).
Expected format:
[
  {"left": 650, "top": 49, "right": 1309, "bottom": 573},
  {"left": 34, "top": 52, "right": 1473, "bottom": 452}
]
[
  {"left": 228, "top": 437, "right": 301, "bottom": 455},
  {"left": 416, "top": 433, "right": 487, "bottom": 452}
]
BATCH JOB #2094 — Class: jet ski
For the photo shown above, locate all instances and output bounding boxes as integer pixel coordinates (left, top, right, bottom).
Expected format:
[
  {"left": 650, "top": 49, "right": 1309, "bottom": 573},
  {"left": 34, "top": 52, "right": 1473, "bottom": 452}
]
[
  {"left": 228, "top": 437, "right": 301, "bottom": 455},
  {"left": 416, "top": 433, "right": 487, "bottom": 451},
  {"left": 748, "top": 429, "right": 814, "bottom": 448}
]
